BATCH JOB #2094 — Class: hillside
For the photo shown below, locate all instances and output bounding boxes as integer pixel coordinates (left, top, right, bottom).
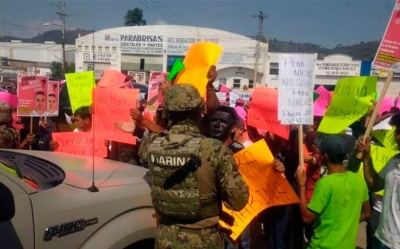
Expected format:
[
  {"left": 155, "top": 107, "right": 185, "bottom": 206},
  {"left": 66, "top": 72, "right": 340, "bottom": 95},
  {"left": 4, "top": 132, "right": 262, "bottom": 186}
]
[{"left": 0, "top": 30, "right": 380, "bottom": 61}]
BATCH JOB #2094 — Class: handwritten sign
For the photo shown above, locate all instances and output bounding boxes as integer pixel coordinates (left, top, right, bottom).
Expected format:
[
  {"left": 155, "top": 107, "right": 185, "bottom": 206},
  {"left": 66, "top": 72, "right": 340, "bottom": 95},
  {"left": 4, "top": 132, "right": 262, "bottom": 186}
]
[
  {"left": 175, "top": 42, "right": 223, "bottom": 97},
  {"left": 219, "top": 140, "right": 299, "bottom": 241},
  {"left": 97, "top": 69, "right": 126, "bottom": 88},
  {"left": 147, "top": 71, "right": 168, "bottom": 111},
  {"left": 247, "top": 86, "right": 290, "bottom": 140},
  {"left": 318, "top": 76, "right": 377, "bottom": 134},
  {"left": 52, "top": 132, "right": 107, "bottom": 158},
  {"left": 358, "top": 144, "right": 399, "bottom": 195},
  {"left": 17, "top": 74, "right": 49, "bottom": 116},
  {"left": 65, "top": 71, "right": 95, "bottom": 113},
  {"left": 313, "top": 85, "right": 332, "bottom": 117},
  {"left": 278, "top": 54, "right": 315, "bottom": 124},
  {"left": 0, "top": 92, "right": 17, "bottom": 109},
  {"left": 93, "top": 88, "right": 139, "bottom": 144},
  {"left": 372, "top": 127, "right": 398, "bottom": 150},
  {"left": 372, "top": 0, "right": 400, "bottom": 72}
]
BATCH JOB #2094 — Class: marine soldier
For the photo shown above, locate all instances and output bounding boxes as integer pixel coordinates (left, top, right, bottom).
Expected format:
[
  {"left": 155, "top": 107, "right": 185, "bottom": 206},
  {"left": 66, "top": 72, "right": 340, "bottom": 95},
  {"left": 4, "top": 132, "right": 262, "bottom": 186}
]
[
  {"left": 0, "top": 101, "right": 20, "bottom": 149},
  {"left": 139, "top": 84, "right": 249, "bottom": 249}
]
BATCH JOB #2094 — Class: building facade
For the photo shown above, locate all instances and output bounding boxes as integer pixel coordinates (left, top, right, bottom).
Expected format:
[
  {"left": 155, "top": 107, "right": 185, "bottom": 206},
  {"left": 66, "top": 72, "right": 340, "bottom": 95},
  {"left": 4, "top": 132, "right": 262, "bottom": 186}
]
[{"left": 75, "top": 25, "right": 267, "bottom": 88}]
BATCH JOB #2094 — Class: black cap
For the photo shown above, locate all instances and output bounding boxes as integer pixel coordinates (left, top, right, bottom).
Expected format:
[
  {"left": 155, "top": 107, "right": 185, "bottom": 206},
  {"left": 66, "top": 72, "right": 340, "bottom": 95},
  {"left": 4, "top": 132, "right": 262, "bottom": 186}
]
[{"left": 316, "top": 134, "right": 352, "bottom": 155}]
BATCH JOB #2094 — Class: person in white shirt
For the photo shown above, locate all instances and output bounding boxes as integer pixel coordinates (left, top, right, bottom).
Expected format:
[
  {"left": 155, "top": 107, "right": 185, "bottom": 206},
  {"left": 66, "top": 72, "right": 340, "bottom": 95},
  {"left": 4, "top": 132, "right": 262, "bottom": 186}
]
[
  {"left": 30, "top": 91, "right": 47, "bottom": 116},
  {"left": 47, "top": 93, "right": 58, "bottom": 116},
  {"left": 358, "top": 113, "right": 400, "bottom": 249}
]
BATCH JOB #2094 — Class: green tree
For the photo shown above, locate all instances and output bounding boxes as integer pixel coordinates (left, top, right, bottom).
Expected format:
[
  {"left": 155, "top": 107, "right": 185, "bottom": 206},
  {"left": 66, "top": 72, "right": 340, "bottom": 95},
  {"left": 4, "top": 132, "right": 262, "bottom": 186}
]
[
  {"left": 50, "top": 61, "right": 75, "bottom": 79},
  {"left": 124, "top": 8, "right": 147, "bottom": 26}
]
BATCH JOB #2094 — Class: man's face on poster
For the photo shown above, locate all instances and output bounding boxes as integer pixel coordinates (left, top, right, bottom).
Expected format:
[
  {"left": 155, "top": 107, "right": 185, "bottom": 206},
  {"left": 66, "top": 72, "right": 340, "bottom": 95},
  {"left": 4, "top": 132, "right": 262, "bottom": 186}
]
[
  {"left": 48, "top": 95, "right": 57, "bottom": 113},
  {"left": 35, "top": 93, "right": 46, "bottom": 114}
]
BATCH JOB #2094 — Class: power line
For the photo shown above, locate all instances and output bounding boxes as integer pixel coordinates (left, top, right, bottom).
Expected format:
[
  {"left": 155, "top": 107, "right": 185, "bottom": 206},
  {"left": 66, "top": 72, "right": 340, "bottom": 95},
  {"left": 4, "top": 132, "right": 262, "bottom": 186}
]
[{"left": 0, "top": 20, "right": 46, "bottom": 33}]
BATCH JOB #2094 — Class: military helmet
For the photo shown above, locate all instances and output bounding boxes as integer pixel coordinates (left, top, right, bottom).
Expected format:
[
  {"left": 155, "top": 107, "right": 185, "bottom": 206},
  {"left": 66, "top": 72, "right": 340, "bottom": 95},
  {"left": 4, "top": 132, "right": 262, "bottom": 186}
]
[{"left": 163, "top": 84, "right": 206, "bottom": 118}]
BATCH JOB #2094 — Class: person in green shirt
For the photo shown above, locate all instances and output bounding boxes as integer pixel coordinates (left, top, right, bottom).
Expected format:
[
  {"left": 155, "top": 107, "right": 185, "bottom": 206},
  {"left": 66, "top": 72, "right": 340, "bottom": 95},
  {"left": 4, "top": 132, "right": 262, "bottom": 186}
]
[{"left": 296, "top": 134, "right": 371, "bottom": 249}]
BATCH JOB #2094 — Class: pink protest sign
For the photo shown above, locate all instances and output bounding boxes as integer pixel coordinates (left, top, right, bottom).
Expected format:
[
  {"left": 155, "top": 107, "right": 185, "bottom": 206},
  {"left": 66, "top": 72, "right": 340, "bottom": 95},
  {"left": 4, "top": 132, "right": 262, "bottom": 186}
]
[
  {"left": 147, "top": 71, "right": 167, "bottom": 111},
  {"left": 379, "top": 96, "right": 395, "bottom": 115},
  {"left": 313, "top": 85, "right": 332, "bottom": 116},
  {"left": 97, "top": 69, "right": 126, "bottom": 88},
  {"left": 17, "top": 74, "right": 49, "bottom": 116},
  {"left": 0, "top": 92, "right": 18, "bottom": 109},
  {"left": 47, "top": 80, "right": 60, "bottom": 116},
  {"left": 373, "top": 0, "right": 400, "bottom": 71},
  {"left": 220, "top": 84, "right": 230, "bottom": 93}
]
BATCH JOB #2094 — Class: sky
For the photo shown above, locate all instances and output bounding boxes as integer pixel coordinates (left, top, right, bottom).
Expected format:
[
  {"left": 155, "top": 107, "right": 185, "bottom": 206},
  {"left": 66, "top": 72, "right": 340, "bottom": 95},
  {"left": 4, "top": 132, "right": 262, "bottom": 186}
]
[{"left": 0, "top": 0, "right": 396, "bottom": 48}]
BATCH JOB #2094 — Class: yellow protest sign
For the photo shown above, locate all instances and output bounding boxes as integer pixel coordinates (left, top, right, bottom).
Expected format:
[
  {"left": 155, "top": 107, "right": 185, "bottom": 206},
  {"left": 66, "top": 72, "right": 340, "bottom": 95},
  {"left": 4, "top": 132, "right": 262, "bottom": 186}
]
[
  {"left": 65, "top": 71, "right": 95, "bottom": 113},
  {"left": 175, "top": 42, "right": 223, "bottom": 97},
  {"left": 372, "top": 127, "right": 398, "bottom": 150},
  {"left": 318, "top": 76, "right": 377, "bottom": 134},
  {"left": 219, "top": 140, "right": 299, "bottom": 241},
  {"left": 358, "top": 144, "right": 399, "bottom": 196}
]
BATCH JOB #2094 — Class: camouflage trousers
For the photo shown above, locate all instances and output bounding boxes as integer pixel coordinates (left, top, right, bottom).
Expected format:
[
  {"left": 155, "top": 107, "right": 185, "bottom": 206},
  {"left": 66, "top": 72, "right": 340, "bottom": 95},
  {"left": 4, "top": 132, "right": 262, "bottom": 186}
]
[{"left": 155, "top": 224, "right": 224, "bottom": 249}]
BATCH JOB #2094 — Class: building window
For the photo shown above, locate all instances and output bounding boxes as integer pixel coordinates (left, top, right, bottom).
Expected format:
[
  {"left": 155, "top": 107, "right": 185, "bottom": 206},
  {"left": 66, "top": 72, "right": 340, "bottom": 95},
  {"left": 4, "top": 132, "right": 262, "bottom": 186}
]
[
  {"left": 105, "top": 46, "right": 110, "bottom": 52},
  {"left": 249, "top": 80, "right": 254, "bottom": 89},
  {"left": 77, "top": 45, "right": 82, "bottom": 51},
  {"left": 270, "top": 68, "right": 279, "bottom": 75},
  {"left": 112, "top": 47, "right": 117, "bottom": 52},
  {"left": 91, "top": 46, "right": 95, "bottom": 52},
  {"left": 98, "top": 46, "right": 103, "bottom": 52},
  {"left": 84, "top": 46, "right": 89, "bottom": 51},
  {"left": 270, "top": 62, "right": 279, "bottom": 68},
  {"left": 233, "top": 79, "right": 241, "bottom": 88}
]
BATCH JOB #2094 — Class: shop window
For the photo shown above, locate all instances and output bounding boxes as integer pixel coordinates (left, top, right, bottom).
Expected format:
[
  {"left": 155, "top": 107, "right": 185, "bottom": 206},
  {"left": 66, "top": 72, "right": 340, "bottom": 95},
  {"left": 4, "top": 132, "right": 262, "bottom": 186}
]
[
  {"left": 233, "top": 79, "right": 241, "bottom": 88},
  {"left": 248, "top": 80, "right": 254, "bottom": 89}
]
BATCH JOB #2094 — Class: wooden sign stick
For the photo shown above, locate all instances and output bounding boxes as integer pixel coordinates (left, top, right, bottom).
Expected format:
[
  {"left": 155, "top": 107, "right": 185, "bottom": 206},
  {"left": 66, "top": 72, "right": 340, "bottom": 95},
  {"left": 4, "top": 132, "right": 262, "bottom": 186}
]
[
  {"left": 357, "top": 71, "right": 394, "bottom": 159},
  {"left": 298, "top": 124, "right": 304, "bottom": 172}
]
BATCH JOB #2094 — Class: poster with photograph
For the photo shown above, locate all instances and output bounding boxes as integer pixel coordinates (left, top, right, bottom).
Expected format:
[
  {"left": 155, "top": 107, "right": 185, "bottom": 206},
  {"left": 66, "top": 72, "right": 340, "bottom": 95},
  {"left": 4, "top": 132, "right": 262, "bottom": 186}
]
[
  {"left": 147, "top": 71, "right": 168, "bottom": 111},
  {"left": 17, "top": 74, "right": 49, "bottom": 116},
  {"left": 127, "top": 71, "right": 137, "bottom": 82},
  {"left": 47, "top": 80, "right": 60, "bottom": 116},
  {"left": 137, "top": 71, "right": 146, "bottom": 84}
]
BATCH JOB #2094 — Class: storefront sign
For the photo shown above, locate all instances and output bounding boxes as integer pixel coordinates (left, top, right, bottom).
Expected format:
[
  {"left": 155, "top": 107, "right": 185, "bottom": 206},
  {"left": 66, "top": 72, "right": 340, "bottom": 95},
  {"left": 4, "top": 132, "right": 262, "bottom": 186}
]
[
  {"left": 83, "top": 53, "right": 113, "bottom": 63},
  {"left": 120, "top": 35, "right": 164, "bottom": 55},
  {"left": 314, "top": 61, "right": 361, "bottom": 76}
]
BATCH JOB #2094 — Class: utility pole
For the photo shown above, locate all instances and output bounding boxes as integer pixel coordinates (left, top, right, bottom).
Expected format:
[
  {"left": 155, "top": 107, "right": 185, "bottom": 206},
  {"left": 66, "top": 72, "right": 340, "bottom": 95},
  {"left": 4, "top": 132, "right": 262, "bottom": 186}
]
[
  {"left": 251, "top": 11, "right": 267, "bottom": 85},
  {"left": 56, "top": 1, "right": 67, "bottom": 78}
]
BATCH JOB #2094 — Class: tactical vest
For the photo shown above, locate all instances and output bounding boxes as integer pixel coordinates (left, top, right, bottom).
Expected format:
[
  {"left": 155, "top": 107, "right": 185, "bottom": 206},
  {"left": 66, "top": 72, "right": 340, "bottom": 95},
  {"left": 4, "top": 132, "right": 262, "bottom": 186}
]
[{"left": 147, "top": 133, "right": 219, "bottom": 223}]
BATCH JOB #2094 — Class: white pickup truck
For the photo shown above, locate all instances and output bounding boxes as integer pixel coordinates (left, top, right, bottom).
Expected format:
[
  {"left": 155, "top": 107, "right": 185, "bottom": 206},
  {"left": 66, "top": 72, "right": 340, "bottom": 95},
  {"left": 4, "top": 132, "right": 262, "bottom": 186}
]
[{"left": 0, "top": 149, "right": 156, "bottom": 249}]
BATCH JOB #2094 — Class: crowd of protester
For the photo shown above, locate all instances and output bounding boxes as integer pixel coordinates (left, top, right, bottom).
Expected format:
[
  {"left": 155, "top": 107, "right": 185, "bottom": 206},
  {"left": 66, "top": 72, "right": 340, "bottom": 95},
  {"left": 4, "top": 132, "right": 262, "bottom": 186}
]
[{"left": 0, "top": 65, "right": 399, "bottom": 249}]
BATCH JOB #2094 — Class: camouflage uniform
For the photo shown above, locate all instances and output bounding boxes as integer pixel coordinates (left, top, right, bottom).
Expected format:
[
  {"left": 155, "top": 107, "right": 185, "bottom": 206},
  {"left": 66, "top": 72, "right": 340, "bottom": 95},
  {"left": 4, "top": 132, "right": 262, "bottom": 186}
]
[
  {"left": 0, "top": 101, "right": 20, "bottom": 149},
  {"left": 139, "top": 84, "right": 249, "bottom": 249}
]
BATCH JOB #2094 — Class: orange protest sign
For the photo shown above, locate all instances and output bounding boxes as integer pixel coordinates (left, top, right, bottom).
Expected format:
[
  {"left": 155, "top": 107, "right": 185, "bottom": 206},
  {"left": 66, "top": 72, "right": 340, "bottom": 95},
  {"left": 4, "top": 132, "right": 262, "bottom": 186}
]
[
  {"left": 219, "top": 140, "right": 299, "bottom": 241},
  {"left": 97, "top": 69, "right": 127, "bottom": 88},
  {"left": 247, "top": 86, "right": 290, "bottom": 140},
  {"left": 175, "top": 42, "right": 223, "bottom": 97},
  {"left": 93, "top": 88, "right": 139, "bottom": 144},
  {"left": 52, "top": 132, "right": 107, "bottom": 158}
]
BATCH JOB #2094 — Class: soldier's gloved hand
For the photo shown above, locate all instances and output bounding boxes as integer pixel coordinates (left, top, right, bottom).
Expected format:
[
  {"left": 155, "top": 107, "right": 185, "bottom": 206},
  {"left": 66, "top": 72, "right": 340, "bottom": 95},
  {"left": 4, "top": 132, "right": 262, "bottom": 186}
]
[
  {"left": 272, "top": 159, "right": 285, "bottom": 173},
  {"left": 130, "top": 108, "right": 144, "bottom": 124}
]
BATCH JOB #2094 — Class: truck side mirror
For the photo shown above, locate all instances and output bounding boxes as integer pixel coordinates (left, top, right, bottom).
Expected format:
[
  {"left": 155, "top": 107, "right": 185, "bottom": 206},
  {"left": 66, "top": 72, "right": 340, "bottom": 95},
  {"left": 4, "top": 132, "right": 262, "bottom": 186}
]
[{"left": 0, "top": 182, "right": 15, "bottom": 222}]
